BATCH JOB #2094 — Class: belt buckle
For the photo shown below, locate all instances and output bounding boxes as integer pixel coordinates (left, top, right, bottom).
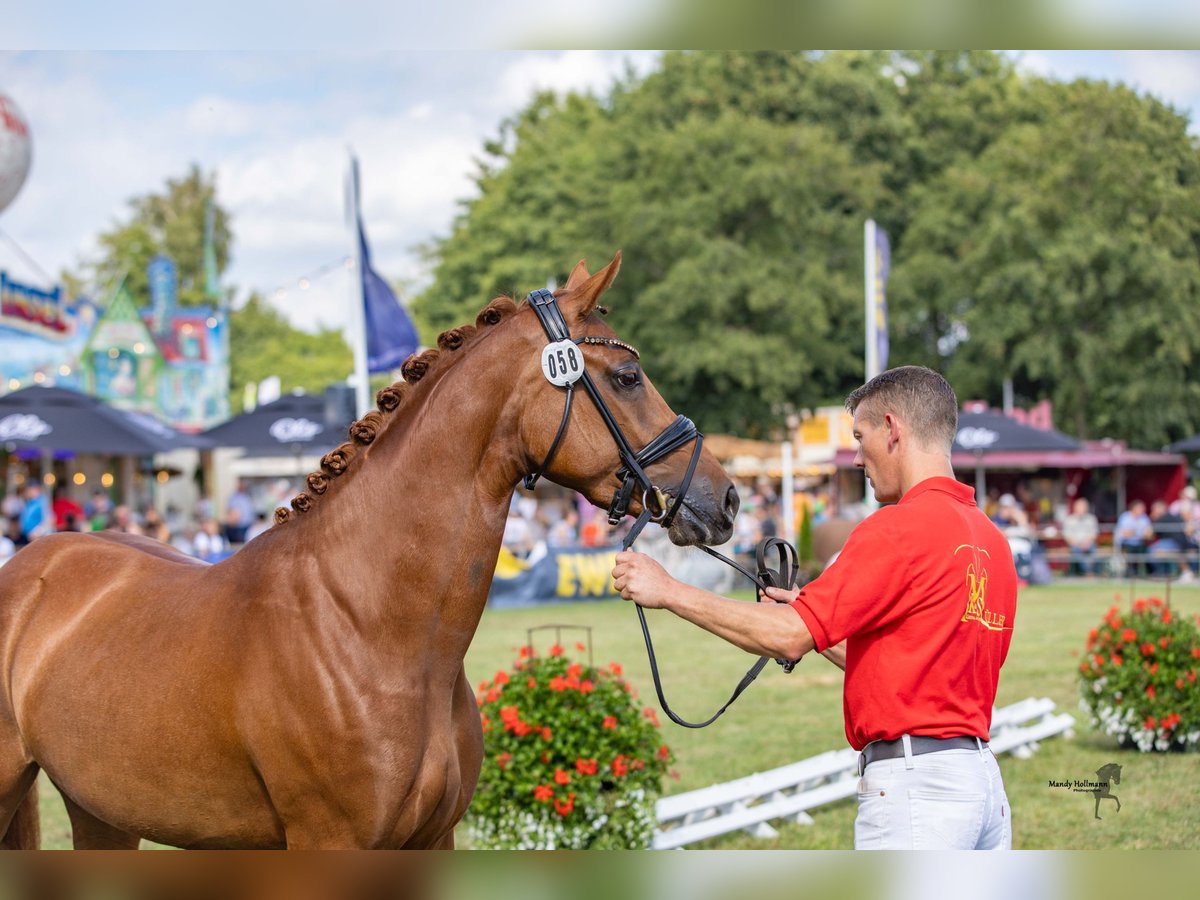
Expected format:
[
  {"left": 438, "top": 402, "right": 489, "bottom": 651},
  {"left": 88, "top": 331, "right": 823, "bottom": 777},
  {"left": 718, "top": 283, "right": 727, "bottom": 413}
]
[{"left": 857, "top": 750, "right": 866, "bottom": 776}]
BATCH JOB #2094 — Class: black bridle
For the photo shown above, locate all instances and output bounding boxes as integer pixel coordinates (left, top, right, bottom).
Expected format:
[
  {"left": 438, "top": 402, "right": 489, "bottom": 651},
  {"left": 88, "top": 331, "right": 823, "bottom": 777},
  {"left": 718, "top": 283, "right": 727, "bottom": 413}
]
[{"left": 523, "top": 288, "right": 800, "bottom": 729}]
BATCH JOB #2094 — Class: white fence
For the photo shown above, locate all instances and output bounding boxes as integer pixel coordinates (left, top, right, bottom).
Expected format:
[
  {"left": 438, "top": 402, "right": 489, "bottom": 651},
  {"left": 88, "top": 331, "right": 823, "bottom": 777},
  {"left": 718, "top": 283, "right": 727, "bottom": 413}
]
[{"left": 653, "top": 696, "right": 1074, "bottom": 849}]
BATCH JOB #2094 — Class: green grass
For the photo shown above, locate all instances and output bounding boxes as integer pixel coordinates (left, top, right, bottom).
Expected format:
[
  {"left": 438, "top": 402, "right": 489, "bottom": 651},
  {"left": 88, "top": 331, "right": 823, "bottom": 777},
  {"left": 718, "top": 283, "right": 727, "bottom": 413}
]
[{"left": 31, "top": 581, "right": 1200, "bottom": 849}]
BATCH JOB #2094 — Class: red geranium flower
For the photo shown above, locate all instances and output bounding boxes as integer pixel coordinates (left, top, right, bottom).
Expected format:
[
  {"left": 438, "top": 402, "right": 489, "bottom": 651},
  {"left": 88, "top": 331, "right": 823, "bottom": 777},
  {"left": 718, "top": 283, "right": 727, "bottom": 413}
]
[
  {"left": 1140, "top": 642, "right": 1155, "bottom": 657},
  {"left": 1122, "top": 629, "right": 1138, "bottom": 643},
  {"left": 609, "top": 662, "right": 623, "bottom": 676},
  {"left": 549, "top": 676, "right": 567, "bottom": 692},
  {"left": 575, "top": 641, "right": 587, "bottom": 652},
  {"left": 554, "top": 768, "right": 571, "bottom": 785},
  {"left": 541, "top": 727, "right": 552, "bottom": 742},
  {"left": 549, "top": 644, "right": 564, "bottom": 657},
  {"left": 533, "top": 784, "right": 554, "bottom": 802},
  {"left": 1159, "top": 636, "right": 1171, "bottom": 649},
  {"left": 575, "top": 758, "right": 598, "bottom": 776},
  {"left": 603, "top": 716, "right": 618, "bottom": 729},
  {"left": 494, "top": 670, "right": 510, "bottom": 686},
  {"left": 1144, "top": 715, "right": 1157, "bottom": 730},
  {"left": 657, "top": 744, "right": 670, "bottom": 760},
  {"left": 611, "top": 755, "right": 629, "bottom": 777},
  {"left": 496, "top": 752, "right": 511, "bottom": 770},
  {"left": 554, "top": 793, "right": 575, "bottom": 816}
]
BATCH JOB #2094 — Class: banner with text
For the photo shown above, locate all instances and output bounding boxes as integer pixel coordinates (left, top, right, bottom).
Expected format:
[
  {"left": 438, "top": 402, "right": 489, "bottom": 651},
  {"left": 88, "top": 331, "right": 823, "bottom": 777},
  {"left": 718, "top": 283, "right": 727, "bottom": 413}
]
[{"left": 488, "top": 544, "right": 620, "bottom": 608}]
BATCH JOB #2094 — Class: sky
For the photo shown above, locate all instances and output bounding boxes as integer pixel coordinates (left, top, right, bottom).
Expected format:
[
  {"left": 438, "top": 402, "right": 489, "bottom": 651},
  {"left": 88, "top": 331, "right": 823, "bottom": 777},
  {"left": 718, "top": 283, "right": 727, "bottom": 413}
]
[{"left": 1, "top": 49, "right": 1198, "bottom": 338}]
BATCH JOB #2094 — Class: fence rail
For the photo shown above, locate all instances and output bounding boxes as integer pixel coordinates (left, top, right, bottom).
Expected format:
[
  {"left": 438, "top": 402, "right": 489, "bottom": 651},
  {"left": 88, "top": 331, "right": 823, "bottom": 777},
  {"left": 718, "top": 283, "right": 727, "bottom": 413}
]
[{"left": 653, "top": 696, "right": 1074, "bottom": 849}]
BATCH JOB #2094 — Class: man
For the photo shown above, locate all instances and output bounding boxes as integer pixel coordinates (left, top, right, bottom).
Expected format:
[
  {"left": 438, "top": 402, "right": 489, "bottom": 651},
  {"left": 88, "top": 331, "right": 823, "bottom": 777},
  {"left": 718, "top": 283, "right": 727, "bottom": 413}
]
[
  {"left": 613, "top": 366, "right": 1016, "bottom": 849},
  {"left": 1113, "top": 500, "right": 1154, "bottom": 576},
  {"left": 1061, "top": 497, "right": 1100, "bottom": 577},
  {"left": 18, "top": 482, "right": 54, "bottom": 542}
]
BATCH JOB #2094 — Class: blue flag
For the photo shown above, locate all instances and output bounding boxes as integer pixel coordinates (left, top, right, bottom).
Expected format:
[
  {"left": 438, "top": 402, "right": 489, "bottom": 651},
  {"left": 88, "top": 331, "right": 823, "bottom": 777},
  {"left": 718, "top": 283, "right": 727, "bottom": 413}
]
[
  {"left": 873, "top": 226, "right": 890, "bottom": 372},
  {"left": 350, "top": 157, "right": 419, "bottom": 373}
]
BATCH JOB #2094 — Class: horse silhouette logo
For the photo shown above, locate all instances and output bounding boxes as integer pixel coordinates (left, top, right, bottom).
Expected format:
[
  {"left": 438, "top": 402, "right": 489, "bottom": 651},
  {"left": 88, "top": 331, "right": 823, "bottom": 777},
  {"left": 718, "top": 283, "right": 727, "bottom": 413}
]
[{"left": 1092, "top": 762, "right": 1122, "bottom": 819}]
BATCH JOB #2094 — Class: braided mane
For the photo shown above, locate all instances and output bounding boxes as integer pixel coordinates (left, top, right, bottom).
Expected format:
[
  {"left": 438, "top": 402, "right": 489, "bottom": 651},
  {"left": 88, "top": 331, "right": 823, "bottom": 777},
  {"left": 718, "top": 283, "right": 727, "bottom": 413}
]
[{"left": 273, "top": 296, "right": 520, "bottom": 525}]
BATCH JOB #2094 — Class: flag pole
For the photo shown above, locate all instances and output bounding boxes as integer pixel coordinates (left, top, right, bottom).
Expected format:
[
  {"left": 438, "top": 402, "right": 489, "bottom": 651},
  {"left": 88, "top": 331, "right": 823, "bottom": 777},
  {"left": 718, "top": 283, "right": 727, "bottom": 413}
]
[{"left": 347, "top": 150, "right": 371, "bottom": 418}]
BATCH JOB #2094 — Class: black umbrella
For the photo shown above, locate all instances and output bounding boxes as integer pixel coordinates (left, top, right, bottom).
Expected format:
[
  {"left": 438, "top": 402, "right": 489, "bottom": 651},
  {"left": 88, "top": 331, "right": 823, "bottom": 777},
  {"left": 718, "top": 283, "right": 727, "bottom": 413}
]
[
  {"left": 201, "top": 392, "right": 346, "bottom": 456},
  {"left": 0, "top": 385, "right": 207, "bottom": 455},
  {"left": 954, "top": 410, "right": 1081, "bottom": 504},
  {"left": 954, "top": 410, "right": 1081, "bottom": 454},
  {"left": 1167, "top": 434, "right": 1200, "bottom": 454}
]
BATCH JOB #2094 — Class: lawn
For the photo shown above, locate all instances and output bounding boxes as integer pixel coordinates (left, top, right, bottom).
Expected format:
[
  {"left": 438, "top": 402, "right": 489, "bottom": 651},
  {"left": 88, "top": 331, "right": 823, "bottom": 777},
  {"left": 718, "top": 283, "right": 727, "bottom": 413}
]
[{"left": 30, "top": 580, "right": 1200, "bottom": 849}]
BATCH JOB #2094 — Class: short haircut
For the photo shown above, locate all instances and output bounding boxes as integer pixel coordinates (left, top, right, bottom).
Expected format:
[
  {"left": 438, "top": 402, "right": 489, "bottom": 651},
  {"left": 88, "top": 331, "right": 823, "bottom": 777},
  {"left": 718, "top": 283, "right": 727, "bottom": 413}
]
[{"left": 845, "top": 365, "right": 958, "bottom": 452}]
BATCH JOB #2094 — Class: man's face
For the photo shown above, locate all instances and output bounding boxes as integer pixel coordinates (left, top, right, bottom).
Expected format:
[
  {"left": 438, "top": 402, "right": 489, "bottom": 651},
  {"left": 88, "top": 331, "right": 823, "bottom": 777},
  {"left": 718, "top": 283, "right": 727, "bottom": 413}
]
[{"left": 852, "top": 402, "right": 900, "bottom": 504}]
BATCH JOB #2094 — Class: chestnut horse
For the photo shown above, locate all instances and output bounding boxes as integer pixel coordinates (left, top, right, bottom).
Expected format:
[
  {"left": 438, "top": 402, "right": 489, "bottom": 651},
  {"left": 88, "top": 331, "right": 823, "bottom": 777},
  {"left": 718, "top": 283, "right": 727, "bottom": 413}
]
[{"left": 0, "top": 255, "right": 737, "bottom": 848}]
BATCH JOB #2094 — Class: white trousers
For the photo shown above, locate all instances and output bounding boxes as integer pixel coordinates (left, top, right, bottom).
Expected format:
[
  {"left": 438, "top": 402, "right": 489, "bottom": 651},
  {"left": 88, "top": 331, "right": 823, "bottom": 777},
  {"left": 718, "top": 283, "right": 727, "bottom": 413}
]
[{"left": 854, "top": 739, "right": 1012, "bottom": 850}]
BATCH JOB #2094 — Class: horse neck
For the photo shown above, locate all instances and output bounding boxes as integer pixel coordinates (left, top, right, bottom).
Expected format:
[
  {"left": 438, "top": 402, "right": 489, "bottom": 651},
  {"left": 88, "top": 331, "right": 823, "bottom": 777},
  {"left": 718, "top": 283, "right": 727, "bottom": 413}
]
[{"left": 261, "top": 340, "right": 530, "bottom": 661}]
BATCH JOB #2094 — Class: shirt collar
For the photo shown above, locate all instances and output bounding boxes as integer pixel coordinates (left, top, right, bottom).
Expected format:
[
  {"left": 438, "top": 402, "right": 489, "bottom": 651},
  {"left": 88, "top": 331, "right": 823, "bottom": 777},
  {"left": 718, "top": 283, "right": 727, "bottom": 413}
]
[{"left": 899, "top": 476, "right": 976, "bottom": 507}]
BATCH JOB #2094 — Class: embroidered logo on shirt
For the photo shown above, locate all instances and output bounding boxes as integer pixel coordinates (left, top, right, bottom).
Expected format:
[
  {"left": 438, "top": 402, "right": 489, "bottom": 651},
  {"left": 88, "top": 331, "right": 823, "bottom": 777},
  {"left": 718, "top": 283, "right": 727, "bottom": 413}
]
[{"left": 954, "top": 544, "right": 1010, "bottom": 631}]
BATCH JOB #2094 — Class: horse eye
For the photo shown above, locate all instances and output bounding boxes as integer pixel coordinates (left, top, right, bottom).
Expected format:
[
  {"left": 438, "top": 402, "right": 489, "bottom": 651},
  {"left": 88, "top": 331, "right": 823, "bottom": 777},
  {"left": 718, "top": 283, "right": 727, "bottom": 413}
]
[{"left": 614, "top": 369, "right": 641, "bottom": 389}]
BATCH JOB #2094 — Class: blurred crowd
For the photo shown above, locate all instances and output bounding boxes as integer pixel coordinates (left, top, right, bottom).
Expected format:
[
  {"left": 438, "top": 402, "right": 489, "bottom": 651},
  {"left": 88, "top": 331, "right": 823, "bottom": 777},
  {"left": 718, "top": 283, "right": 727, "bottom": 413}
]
[
  {"left": 0, "top": 478, "right": 274, "bottom": 566},
  {"left": 985, "top": 484, "right": 1200, "bottom": 580}
]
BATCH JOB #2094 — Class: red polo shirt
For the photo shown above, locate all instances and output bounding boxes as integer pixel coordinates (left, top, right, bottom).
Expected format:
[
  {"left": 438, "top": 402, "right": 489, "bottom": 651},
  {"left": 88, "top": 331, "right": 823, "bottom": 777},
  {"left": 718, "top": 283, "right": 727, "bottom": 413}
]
[{"left": 790, "top": 477, "right": 1017, "bottom": 751}]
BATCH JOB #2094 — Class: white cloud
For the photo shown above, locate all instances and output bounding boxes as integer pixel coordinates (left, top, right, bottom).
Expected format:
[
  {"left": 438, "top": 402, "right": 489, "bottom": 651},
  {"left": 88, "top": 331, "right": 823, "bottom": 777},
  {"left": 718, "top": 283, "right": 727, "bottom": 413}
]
[
  {"left": 494, "top": 50, "right": 660, "bottom": 111},
  {"left": 1119, "top": 51, "right": 1200, "bottom": 110}
]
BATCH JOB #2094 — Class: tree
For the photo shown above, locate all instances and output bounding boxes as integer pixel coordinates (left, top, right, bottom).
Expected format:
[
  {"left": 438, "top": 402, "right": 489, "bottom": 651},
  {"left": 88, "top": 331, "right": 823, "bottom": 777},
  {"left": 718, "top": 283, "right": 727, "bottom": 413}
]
[
  {"left": 79, "top": 164, "right": 232, "bottom": 308},
  {"left": 228, "top": 294, "right": 353, "bottom": 413},
  {"left": 416, "top": 51, "right": 1200, "bottom": 445},
  {"left": 895, "top": 77, "right": 1200, "bottom": 446}
]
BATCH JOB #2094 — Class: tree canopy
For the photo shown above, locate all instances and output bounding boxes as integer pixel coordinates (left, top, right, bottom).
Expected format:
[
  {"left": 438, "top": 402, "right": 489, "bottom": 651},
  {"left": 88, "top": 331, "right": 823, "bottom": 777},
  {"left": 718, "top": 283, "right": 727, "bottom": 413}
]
[{"left": 415, "top": 51, "right": 1200, "bottom": 447}]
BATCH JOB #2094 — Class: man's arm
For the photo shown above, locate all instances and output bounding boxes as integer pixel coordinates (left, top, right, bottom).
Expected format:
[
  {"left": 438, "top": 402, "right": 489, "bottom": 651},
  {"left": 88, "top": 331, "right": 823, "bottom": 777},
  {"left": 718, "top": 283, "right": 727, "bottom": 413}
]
[{"left": 613, "top": 551, "right": 816, "bottom": 661}]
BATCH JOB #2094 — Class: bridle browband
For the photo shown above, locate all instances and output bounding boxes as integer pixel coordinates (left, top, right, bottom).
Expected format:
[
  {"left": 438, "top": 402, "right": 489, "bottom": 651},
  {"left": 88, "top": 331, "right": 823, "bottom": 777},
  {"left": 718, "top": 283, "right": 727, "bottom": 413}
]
[{"left": 522, "top": 288, "right": 800, "bottom": 729}]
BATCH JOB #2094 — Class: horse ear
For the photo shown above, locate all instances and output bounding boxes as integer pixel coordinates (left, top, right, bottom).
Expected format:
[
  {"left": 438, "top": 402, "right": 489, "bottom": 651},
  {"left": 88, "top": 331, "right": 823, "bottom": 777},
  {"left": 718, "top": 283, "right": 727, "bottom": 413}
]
[
  {"left": 563, "top": 251, "right": 621, "bottom": 321},
  {"left": 563, "top": 260, "right": 591, "bottom": 291}
]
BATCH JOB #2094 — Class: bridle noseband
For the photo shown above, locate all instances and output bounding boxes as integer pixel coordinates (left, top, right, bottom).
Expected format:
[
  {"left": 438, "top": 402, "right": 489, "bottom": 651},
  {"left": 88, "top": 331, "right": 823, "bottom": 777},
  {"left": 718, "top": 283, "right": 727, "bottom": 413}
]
[{"left": 521, "top": 288, "right": 799, "bottom": 729}]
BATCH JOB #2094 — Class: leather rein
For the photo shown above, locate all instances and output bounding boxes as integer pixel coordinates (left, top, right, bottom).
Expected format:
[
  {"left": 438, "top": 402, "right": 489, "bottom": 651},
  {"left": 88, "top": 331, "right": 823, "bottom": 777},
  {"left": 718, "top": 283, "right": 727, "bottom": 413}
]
[{"left": 523, "top": 289, "right": 801, "bottom": 729}]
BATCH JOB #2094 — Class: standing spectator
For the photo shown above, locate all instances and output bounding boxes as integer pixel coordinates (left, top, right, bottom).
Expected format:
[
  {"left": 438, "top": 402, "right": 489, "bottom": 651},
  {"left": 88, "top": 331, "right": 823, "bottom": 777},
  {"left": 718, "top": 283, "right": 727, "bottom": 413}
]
[
  {"left": 86, "top": 489, "right": 113, "bottom": 532},
  {"left": 105, "top": 505, "right": 143, "bottom": 535},
  {"left": 547, "top": 507, "right": 579, "bottom": 547},
  {"left": 224, "top": 480, "right": 256, "bottom": 545},
  {"left": 51, "top": 487, "right": 85, "bottom": 533},
  {"left": 1114, "top": 500, "right": 1154, "bottom": 576},
  {"left": 1061, "top": 497, "right": 1099, "bottom": 577},
  {"left": 0, "top": 522, "right": 15, "bottom": 565},
  {"left": 193, "top": 518, "right": 231, "bottom": 563},
  {"left": 18, "top": 482, "right": 54, "bottom": 542},
  {"left": 141, "top": 507, "right": 171, "bottom": 543},
  {"left": 4, "top": 516, "right": 25, "bottom": 551},
  {"left": 244, "top": 511, "right": 272, "bottom": 544}
]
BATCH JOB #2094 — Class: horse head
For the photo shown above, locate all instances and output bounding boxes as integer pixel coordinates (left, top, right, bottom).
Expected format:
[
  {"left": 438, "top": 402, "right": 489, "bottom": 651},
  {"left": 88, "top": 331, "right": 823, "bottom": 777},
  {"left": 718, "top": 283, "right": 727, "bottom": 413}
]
[
  {"left": 1097, "top": 763, "right": 1122, "bottom": 784},
  {"left": 515, "top": 253, "right": 738, "bottom": 546}
]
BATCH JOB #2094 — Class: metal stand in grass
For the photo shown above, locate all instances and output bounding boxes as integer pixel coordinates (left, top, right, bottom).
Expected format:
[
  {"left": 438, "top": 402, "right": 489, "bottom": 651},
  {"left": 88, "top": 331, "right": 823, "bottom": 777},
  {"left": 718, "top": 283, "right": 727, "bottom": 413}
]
[{"left": 526, "top": 624, "right": 594, "bottom": 666}]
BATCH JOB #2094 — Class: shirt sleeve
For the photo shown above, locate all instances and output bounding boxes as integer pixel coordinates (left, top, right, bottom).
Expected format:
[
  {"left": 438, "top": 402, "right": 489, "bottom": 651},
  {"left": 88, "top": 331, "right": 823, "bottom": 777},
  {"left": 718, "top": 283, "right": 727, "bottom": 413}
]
[{"left": 789, "top": 507, "right": 914, "bottom": 651}]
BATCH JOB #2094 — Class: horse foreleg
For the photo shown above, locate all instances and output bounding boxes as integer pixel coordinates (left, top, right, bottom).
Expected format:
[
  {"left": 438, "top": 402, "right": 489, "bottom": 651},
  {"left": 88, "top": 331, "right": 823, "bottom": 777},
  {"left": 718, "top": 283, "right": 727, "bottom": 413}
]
[
  {"left": 61, "top": 795, "right": 141, "bottom": 849},
  {"left": 1113, "top": 794, "right": 1121, "bottom": 813},
  {"left": 1094, "top": 795, "right": 1102, "bottom": 820}
]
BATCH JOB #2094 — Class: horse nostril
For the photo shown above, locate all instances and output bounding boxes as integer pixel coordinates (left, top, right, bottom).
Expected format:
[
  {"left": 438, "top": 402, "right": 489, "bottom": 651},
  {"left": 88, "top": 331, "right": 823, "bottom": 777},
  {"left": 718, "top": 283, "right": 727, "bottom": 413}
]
[{"left": 724, "top": 484, "right": 740, "bottom": 521}]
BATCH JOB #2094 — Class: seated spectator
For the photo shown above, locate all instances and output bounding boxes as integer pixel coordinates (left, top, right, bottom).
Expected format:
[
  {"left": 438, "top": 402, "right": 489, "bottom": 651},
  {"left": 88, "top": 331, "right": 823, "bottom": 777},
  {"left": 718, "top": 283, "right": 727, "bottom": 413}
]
[
  {"left": 1061, "top": 497, "right": 1099, "bottom": 577},
  {"left": 0, "top": 528, "right": 14, "bottom": 566},
  {"left": 4, "top": 516, "right": 25, "bottom": 551},
  {"left": 1114, "top": 500, "right": 1154, "bottom": 576},
  {"left": 1148, "top": 499, "right": 1187, "bottom": 577},
  {"left": 991, "top": 493, "right": 1033, "bottom": 538}
]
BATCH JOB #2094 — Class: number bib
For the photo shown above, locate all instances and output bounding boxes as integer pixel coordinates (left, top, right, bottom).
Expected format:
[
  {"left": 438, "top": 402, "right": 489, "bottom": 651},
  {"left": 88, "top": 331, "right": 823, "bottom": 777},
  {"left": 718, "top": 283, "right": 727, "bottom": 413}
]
[{"left": 540, "top": 340, "right": 584, "bottom": 386}]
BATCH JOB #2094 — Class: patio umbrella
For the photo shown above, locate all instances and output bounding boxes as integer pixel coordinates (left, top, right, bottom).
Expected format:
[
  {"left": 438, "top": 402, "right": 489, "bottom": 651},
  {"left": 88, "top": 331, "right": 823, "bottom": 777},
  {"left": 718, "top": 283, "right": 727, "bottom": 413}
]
[
  {"left": 953, "top": 410, "right": 1081, "bottom": 503},
  {"left": 0, "top": 385, "right": 207, "bottom": 455},
  {"left": 1167, "top": 433, "right": 1200, "bottom": 453},
  {"left": 201, "top": 392, "right": 346, "bottom": 456}
]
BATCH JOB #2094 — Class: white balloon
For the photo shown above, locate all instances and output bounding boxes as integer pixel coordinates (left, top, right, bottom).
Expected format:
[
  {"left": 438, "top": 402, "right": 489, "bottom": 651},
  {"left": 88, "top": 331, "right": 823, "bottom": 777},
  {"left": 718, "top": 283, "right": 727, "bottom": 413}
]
[{"left": 0, "top": 93, "right": 33, "bottom": 214}]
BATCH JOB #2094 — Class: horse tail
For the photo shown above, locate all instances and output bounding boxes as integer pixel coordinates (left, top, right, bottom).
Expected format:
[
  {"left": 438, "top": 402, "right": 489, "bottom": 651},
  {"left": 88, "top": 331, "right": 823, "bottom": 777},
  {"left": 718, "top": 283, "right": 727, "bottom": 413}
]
[{"left": 1, "top": 784, "right": 40, "bottom": 849}]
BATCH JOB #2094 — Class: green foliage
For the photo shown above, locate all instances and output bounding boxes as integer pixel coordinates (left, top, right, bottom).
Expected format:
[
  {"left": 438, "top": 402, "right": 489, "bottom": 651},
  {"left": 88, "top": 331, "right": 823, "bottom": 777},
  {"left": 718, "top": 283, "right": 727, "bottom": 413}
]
[
  {"left": 466, "top": 646, "right": 673, "bottom": 849},
  {"left": 1079, "top": 596, "right": 1200, "bottom": 752},
  {"left": 416, "top": 51, "right": 1200, "bottom": 445},
  {"left": 81, "top": 164, "right": 233, "bottom": 309},
  {"left": 798, "top": 500, "right": 814, "bottom": 565},
  {"left": 228, "top": 294, "right": 352, "bottom": 413}
]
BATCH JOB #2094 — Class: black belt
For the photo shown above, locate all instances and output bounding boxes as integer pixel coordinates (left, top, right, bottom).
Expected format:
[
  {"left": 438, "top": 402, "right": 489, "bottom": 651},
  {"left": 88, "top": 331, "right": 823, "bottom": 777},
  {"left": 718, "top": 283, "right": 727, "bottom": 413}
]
[{"left": 858, "top": 735, "right": 985, "bottom": 774}]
